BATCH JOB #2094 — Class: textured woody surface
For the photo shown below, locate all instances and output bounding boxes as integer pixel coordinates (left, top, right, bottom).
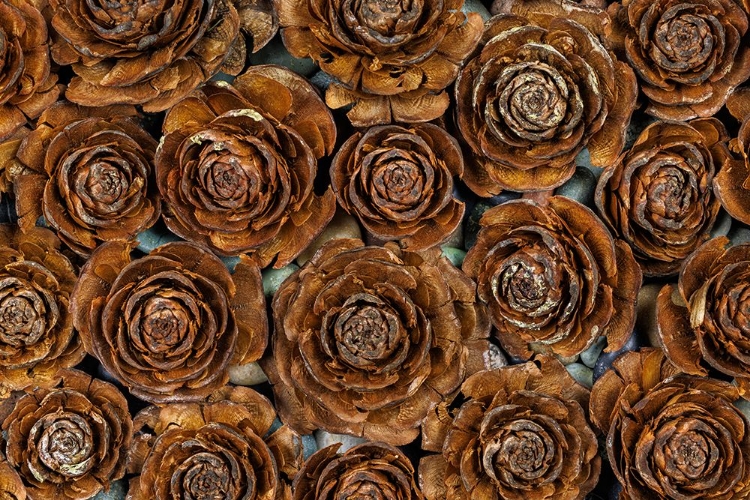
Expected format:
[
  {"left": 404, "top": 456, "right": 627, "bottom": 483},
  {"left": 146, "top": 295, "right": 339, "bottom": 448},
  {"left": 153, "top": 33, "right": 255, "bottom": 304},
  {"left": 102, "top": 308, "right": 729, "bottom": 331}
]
[
  {"left": 609, "top": 0, "right": 750, "bottom": 120},
  {"left": 331, "top": 123, "right": 465, "bottom": 250},
  {"left": 293, "top": 442, "right": 424, "bottom": 500},
  {"left": 0, "top": 369, "right": 133, "bottom": 500},
  {"left": 156, "top": 65, "right": 336, "bottom": 268},
  {"left": 126, "top": 386, "right": 302, "bottom": 500},
  {"left": 419, "top": 356, "right": 599, "bottom": 500},
  {"left": 0, "top": 225, "right": 82, "bottom": 396},
  {"left": 0, "top": 0, "right": 61, "bottom": 141},
  {"left": 657, "top": 237, "right": 750, "bottom": 392},
  {"left": 6, "top": 102, "right": 160, "bottom": 257},
  {"left": 591, "top": 349, "right": 750, "bottom": 500},
  {"left": 596, "top": 118, "right": 728, "bottom": 276},
  {"left": 275, "top": 0, "right": 483, "bottom": 125},
  {"left": 463, "top": 196, "right": 641, "bottom": 359},
  {"left": 70, "top": 240, "right": 267, "bottom": 403},
  {"left": 456, "top": 0, "right": 637, "bottom": 195},
  {"left": 263, "top": 239, "right": 491, "bottom": 445},
  {"left": 715, "top": 111, "right": 750, "bottom": 225},
  {"left": 48, "top": 0, "right": 254, "bottom": 111}
]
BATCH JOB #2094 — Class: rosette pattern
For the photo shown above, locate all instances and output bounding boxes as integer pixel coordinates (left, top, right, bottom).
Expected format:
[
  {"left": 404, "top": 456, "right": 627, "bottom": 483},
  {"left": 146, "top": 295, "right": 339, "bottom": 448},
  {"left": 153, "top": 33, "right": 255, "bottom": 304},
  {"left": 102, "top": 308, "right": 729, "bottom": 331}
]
[
  {"left": 70, "top": 240, "right": 267, "bottom": 403},
  {"left": 4, "top": 102, "right": 159, "bottom": 257},
  {"left": 276, "top": 0, "right": 483, "bottom": 125},
  {"left": 262, "top": 239, "right": 491, "bottom": 445},
  {"left": 591, "top": 349, "right": 750, "bottom": 500},
  {"left": 0, "top": 225, "right": 81, "bottom": 395},
  {"left": 0, "top": 0, "right": 61, "bottom": 141},
  {"left": 330, "top": 124, "right": 465, "bottom": 250},
  {"left": 714, "top": 111, "right": 750, "bottom": 225},
  {"left": 0, "top": 369, "right": 133, "bottom": 500},
  {"left": 293, "top": 442, "right": 424, "bottom": 500},
  {"left": 456, "top": 1, "right": 637, "bottom": 195},
  {"left": 596, "top": 118, "right": 728, "bottom": 276},
  {"left": 127, "top": 387, "right": 303, "bottom": 500},
  {"left": 609, "top": 0, "right": 750, "bottom": 120},
  {"left": 657, "top": 237, "right": 750, "bottom": 392},
  {"left": 419, "top": 356, "right": 600, "bottom": 500},
  {"left": 155, "top": 65, "right": 337, "bottom": 267},
  {"left": 48, "top": 0, "right": 264, "bottom": 112},
  {"left": 463, "top": 196, "right": 640, "bottom": 359}
]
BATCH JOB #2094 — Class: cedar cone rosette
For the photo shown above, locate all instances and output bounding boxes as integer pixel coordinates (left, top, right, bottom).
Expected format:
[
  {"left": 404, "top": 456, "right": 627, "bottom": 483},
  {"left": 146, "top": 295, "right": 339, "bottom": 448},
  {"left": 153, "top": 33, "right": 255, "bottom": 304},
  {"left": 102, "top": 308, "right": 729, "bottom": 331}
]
[
  {"left": 293, "top": 442, "right": 424, "bottom": 500},
  {"left": 47, "top": 0, "right": 277, "bottom": 112},
  {"left": 713, "top": 112, "right": 750, "bottom": 225},
  {"left": 70, "top": 240, "right": 267, "bottom": 403},
  {"left": 261, "top": 238, "right": 492, "bottom": 445},
  {"left": 608, "top": 0, "right": 750, "bottom": 120},
  {"left": 456, "top": 1, "right": 638, "bottom": 195},
  {"left": 0, "top": 0, "right": 62, "bottom": 141},
  {"left": 126, "top": 386, "right": 303, "bottom": 500},
  {"left": 0, "top": 224, "right": 82, "bottom": 396},
  {"left": 2, "top": 102, "right": 160, "bottom": 257},
  {"left": 463, "top": 196, "right": 641, "bottom": 359},
  {"left": 330, "top": 123, "right": 465, "bottom": 250},
  {"left": 155, "top": 65, "right": 337, "bottom": 268},
  {"left": 590, "top": 349, "right": 750, "bottom": 500},
  {"left": 0, "top": 369, "right": 133, "bottom": 500},
  {"left": 275, "top": 0, "right": 483, "bottom": 126},
  {"left": 596, "top": 118, "right": 729, "bottom": 277},
  {"left": 657, "top": 237, "right": 750, "bottom": 394},
  {"left": 419, "top": 356, "right": 600, "bottom": 500}
]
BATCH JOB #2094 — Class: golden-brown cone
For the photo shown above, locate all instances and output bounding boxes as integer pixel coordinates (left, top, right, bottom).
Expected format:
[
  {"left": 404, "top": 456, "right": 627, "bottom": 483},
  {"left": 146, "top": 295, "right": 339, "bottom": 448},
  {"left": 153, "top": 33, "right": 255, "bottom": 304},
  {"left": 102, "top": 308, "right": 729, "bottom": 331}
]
[
  {"left": 714, "top": 110, "right": 750, "bottom": 225},
  {"left": 456, "top": 2, "right": 637, "bottom": 195},
  {"left": 276, "top": 0, "right": 483, "bottom": 126},
  {"left": 0, "top": 0, "right": 62, "bottom": 142},
  {"left": 293, "top": 442, "right": 424, "bottom": 500},
  {"left": 5, "top": 102, "right": 160, "bottom": 257},
  {"left": 330, "top": 123, "right": 465, "bottom": 250},
  {"left": 608, "top": 0, "right": 750, "bottom": 121},
  {"left": 419, "top": 356, "right": 599, "bottom": 500},
  {"left": 126, "top": 386, "right": 302, "bottom": 500},
  {"left": 596, "top": 119, "right": 727, "bottom": 277},
  {"left": 50, "top": 0, "right": 246, "bottom": 111},
  {"left": 261, "top": 239, "right": 491, "bottom": 446},
  {"left": 0, "top": 224, "right": 82, "bottom": 397},
  {"left": 657, "top": 237, "right": 750, "bottom": 388},
  {"left": 463, "top": 196, "right": 641, "bottom": 359},
  {"left": 0, "top": 369, "right": 133, "bottom": 500},
  {"left": 591, "top": 349, "right": 750, "bottom": 499},
  {"left": 155, "top": 66, "right": 336, "bottom": 267},
  {"left": 0, "top": 453, "right": 25, "bottom": 500},
  {"left": 69, "top": 240, "right": 267, "bottom": 403}
]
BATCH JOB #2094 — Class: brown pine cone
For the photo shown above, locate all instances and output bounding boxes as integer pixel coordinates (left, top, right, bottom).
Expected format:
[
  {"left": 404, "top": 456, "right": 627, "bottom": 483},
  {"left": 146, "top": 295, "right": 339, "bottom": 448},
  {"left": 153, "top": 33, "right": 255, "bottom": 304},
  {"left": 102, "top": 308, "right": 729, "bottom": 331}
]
[
  {"left": 127, "top": 386, "right": 302, "bottom": 500},
  {"left": 0, "top": 369, "right": 133, "bottom": 500},
  {"left": 5, "top": 102, "right": 159, "bottom": 257},
  {"left": 463, "top": 196, "right": 641, "bottom": 359},
  {"left": 262, "top": 239, "right": 491, "bottom": 445},
  {"left": 155, "top": 65, "right": 336, "bottom": 268},
  {"left": 70, "top": 240, "right": 267, "bottom": 403},
  {"left": 0, "top": 224, "right": 82, "bottom": 396},
  {"left": 419, "top": 356, "right": 600, "bottom": 500}
]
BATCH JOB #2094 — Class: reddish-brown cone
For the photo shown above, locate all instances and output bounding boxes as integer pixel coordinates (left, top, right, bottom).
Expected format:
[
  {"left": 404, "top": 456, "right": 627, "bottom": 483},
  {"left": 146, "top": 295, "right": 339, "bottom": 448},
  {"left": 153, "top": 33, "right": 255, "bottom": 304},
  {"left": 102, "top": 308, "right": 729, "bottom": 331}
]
[
  {"left": 330, "top": 124, "right": 465, "bottom": 250},
  {"left": 463, "top": 196, "right": 641, "bottom": 359},
  {"left": 70, "top": 240, "right": 267, "bottom": 403},
  {"left": 0, "top": 369, "right": 133, "bottom": 500},
  {"left": 262, "top": 239, "right": 491, "bottom": 446},
  {"left": 419, "top": 356, "right": 600, "bottom": 500},
  {"left": 155, "top": 65, "right": 337, "bottom": 268}
]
